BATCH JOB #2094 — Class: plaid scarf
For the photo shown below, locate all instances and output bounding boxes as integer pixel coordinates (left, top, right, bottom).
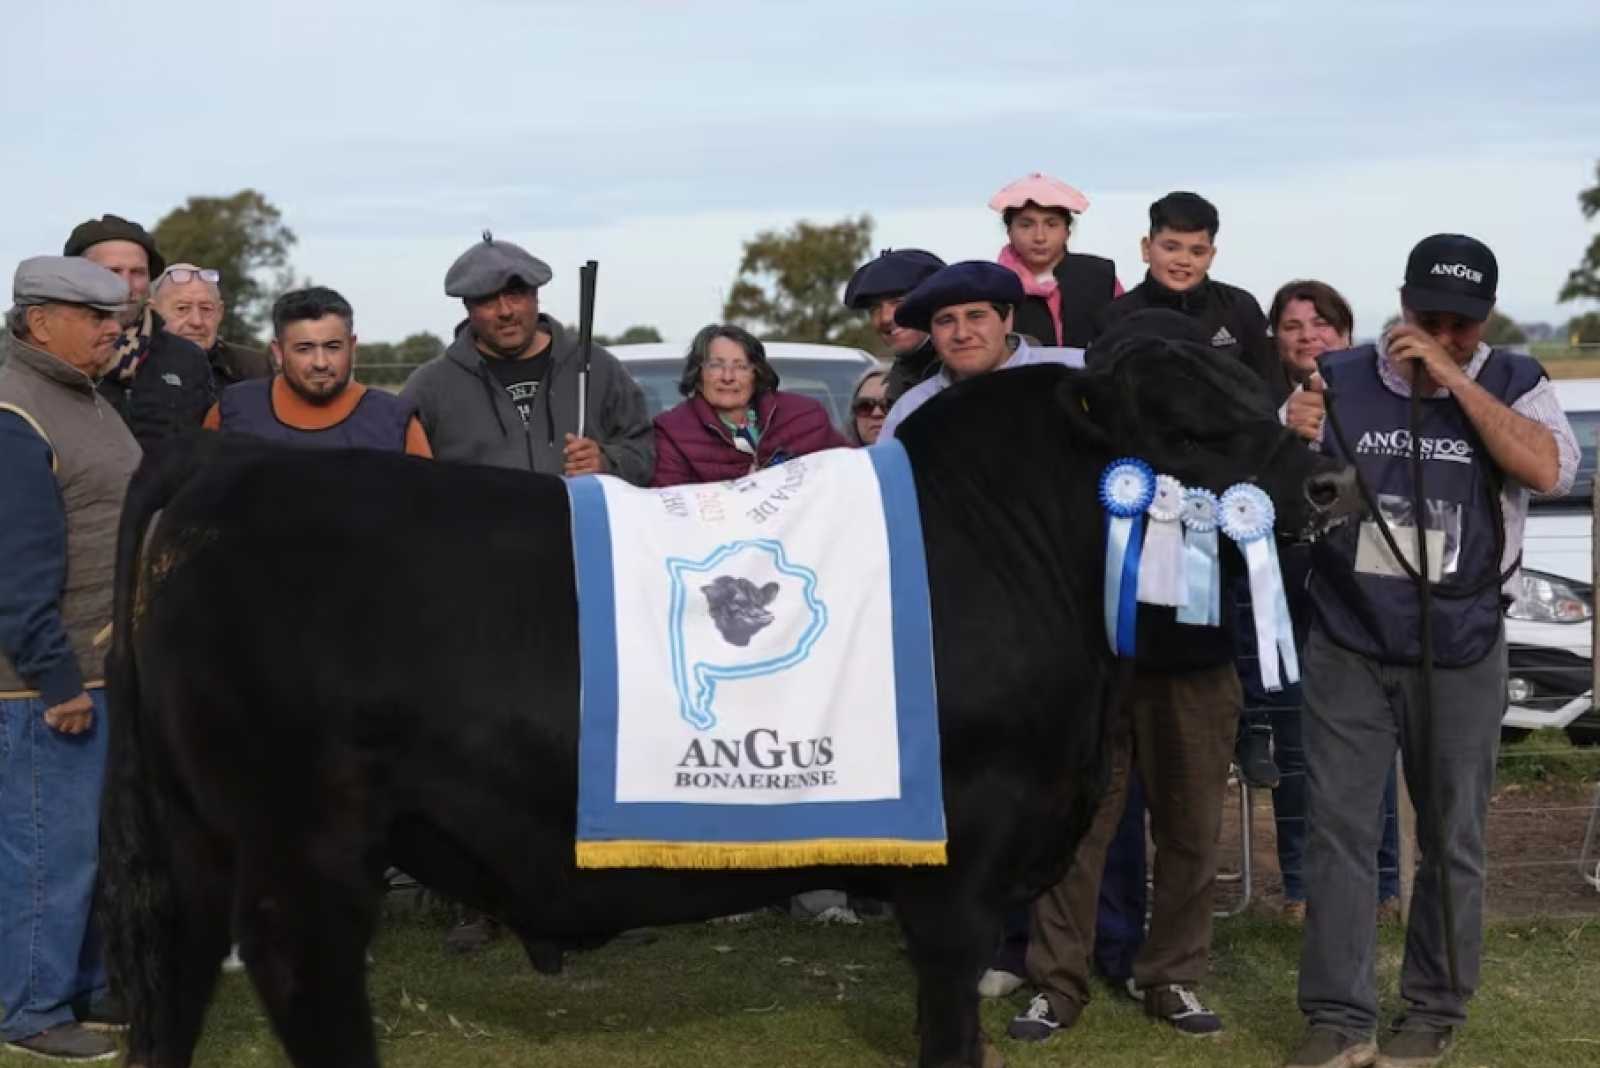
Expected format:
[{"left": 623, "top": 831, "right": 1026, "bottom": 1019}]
[{"left": 106, "top": 306, "right": 155, "bottom": 384}]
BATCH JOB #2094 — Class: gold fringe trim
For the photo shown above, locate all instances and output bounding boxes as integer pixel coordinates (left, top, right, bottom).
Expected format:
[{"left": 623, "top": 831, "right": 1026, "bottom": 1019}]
[{"left": 575, "top": 838, "right": 947, "bottom": 870}]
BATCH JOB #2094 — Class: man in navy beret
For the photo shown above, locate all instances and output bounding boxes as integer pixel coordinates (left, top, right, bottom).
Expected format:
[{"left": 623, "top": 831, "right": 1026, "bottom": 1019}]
[
  {"left": 843, "top": 248, "right": 945, "bottom": 405},
  {"left": 879, "top": 261, "right": 1081, "bottom": 438}
]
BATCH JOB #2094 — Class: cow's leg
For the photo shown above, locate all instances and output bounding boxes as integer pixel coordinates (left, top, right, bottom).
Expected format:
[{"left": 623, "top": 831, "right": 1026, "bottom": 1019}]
[
  {"left": 897, "top": 882, "right": 1003, "bottom": 1068},
  {"left": 235, "top": 843, "right": 380, "bottom": 1068}
]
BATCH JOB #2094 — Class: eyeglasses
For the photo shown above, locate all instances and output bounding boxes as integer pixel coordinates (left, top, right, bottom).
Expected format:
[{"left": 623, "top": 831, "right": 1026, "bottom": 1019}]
[
  {"left": 704, "top": 360, "right": 755, "bottom": 376},
  {"left": 853, "top": 398, "right": 890, "bottom": 416},
  {"left": 159, "top": 266, "right": 221, "bottom": 286}
]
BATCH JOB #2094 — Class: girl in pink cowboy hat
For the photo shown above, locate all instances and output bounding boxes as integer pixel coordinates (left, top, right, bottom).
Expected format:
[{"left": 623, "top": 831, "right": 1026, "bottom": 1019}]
[{"left": 990, "top": 172, "right": 1121, "bottom": 348}]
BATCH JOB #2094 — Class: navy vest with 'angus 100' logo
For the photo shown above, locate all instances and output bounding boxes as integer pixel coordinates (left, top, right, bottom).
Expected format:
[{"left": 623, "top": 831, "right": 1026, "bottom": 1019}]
[
  {"left": 1309, "top": 344, "right": 1547, "bottom": 667},
  {"left": 218, "top": 378, "right": 414, "bottom": 453}
]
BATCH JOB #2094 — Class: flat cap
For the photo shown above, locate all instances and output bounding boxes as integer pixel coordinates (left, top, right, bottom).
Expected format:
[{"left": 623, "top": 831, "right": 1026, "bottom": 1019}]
[
  {"left": 843, "top": 248, "right": 946, "bottom": 310},
  {"left": 444, "top": 230, "right": 553, "bottom": 299},
  {"left": 63, "top": 213, "right": 165, "bottom": 276},
  {"left": 13, "top": 255, "right": 131, "bottom": 312},
  {"left": 893, "top": 261, "right": 1025, "bottom": 332}
]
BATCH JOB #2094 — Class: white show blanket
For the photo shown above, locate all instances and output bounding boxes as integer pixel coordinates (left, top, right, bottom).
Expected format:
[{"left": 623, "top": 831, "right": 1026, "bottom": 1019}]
[{"left": 567, "top": 441, "right": 945, "bottom": 869}]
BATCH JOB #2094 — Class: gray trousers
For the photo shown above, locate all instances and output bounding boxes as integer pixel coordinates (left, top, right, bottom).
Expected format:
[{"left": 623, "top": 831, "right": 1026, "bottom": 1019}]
[{"left": 1297, "top": 623, "right": 1505, "bottom": 1037}]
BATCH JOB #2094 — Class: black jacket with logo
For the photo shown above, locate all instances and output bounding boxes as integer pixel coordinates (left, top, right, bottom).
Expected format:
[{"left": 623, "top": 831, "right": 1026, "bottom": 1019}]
[
  {"left": 1096, "top": 273, "right": 1288, "bottom": 404},
  {"left": 97, "top": 316, "right": 216, "bottom": 448}
]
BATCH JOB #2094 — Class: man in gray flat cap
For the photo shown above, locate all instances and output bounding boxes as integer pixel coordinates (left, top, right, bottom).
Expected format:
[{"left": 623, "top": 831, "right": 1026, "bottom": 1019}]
[
  {"left": 1, "top": 257, "right": 142, "bottom": 1061},
  {"left": 402, "top": 232, "right": 652, "bottom": 484}
]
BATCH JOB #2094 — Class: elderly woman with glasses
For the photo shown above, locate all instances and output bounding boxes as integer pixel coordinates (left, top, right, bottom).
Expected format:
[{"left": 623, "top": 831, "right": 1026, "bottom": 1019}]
[
  {"left": 650, "top": 324, "right": 847, "bottom": 487},
  {"left": 846, "top": 366, "right": 891, "bottom": 446}
]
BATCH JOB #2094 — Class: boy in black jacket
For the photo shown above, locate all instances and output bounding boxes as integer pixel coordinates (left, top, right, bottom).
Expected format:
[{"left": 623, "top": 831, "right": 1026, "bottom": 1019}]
[{"left": 1097, "top": 192, "right": 1288, "bottom": 402}]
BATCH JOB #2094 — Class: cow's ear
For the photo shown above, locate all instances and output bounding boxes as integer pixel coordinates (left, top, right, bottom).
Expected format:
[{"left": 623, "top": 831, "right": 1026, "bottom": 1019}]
[
  {"left": 1055, "top": 373, "right": 1113, "bottom": 448},
  {"left": 759, "top": 582, "right": 780, "bottom": 605}
]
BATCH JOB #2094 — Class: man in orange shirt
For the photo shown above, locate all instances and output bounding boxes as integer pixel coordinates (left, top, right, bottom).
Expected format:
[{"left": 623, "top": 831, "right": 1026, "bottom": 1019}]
[{"left": 204, "top": 286, "right": 430, "bottom": 456}]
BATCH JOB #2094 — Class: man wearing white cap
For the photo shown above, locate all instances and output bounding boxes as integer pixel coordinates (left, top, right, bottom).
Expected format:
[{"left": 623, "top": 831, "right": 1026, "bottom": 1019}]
[{"left": 0, "top": 256, "right": 142, "bottom": 1061}]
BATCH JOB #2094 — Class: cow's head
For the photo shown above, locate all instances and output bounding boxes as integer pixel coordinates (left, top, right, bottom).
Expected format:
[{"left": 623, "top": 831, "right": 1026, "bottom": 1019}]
[
  {"left": 1059, "top": 337, "right": 1359, "bottom": 539},
  {"left": 701, "top": 576, "right": 781, "bottom": 647}
]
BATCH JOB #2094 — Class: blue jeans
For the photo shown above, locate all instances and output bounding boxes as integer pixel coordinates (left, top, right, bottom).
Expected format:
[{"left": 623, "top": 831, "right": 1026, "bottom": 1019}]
[{"left": 0, "top": 691, "right": 110, "bottom": 1041}]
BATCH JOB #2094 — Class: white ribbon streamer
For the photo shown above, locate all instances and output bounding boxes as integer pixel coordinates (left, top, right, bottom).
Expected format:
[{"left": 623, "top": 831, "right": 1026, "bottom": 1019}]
[
  {"left": 1137, "top": 474, "right": 1188, "bottom": 607},
  {"left": 1177, "top": 488, "right": 1221, "bottom": 627},
  {"left": 1220, "top": 483, "right": 1299, "bottom": 692}
]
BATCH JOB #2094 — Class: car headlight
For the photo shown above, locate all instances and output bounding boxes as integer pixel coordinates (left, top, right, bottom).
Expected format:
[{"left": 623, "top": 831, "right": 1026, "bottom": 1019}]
[{"left": 1506, "top": 570, "right": 1593, "bottom": 623}]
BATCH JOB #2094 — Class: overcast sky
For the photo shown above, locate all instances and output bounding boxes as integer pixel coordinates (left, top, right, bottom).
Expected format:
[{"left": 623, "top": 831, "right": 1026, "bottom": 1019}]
[{"left": 3, "top": 0, "right": 1597, "bottom": 346}]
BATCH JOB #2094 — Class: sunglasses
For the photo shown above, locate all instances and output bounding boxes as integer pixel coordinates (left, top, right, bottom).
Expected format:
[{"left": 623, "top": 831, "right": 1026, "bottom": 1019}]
[
  {"left": 160, "top": 266, "right": 221, "bottom": 285},
  {"left": 853, "top": 398, "right": 890, "bottom": 416}
]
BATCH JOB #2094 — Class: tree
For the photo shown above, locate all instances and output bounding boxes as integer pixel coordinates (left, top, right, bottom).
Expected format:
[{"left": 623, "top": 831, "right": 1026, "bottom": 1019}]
[
  {"left": 1559, "top": 159, "right": 1600, "bottom": 304},
  {"left": 597, "top": 325, "right": 663, "bottom": 346},
  {"left": 357, "top": 331, "right": 444, "bottom": 387},
  {"left": 723, "top": 215, "right": 878, "bottom": 350},
  {"left": 154, "top": 190, "right": 297, "bottom": 345},
  {"left": 1567, "top": 312, "right": 1600, "bottom": 345},
  {"left": 1482, "top": 311, "right": 1527, "bottom": 346}
]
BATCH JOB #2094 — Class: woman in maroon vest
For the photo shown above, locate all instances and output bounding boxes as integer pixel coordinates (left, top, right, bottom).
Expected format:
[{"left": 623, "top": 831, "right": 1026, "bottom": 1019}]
[
  {"left": 991, "top": 172, "right": 1121, "bottom": 349},
  {"left": 650, "top": 324, "right": 847, "bottom": 487}
]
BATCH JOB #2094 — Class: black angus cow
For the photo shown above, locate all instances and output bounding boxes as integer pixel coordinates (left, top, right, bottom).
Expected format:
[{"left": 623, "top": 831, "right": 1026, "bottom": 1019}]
[{"left": 101, "top": 339, "right": 1357, "bottom": 1068}]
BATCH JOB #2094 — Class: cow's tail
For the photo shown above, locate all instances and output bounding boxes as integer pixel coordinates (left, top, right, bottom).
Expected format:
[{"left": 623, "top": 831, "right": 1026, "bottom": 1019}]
[{"left": 101, "top": 433, "right": 223, "bottom": 1058}]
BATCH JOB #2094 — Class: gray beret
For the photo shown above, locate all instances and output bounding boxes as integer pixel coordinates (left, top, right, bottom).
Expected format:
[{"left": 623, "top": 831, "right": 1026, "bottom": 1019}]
[
  {"left": 444, "top": 231, "right": 553, "bottom": 299},
  {"left": 13, "top": 255, "right": 130, "bottom": 311}
]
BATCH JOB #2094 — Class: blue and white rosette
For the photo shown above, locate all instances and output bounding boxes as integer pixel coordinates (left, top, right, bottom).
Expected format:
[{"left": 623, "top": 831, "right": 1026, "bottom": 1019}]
[
  {"left": 1176, "top": 488, "right": 1221, "bottom": 627},
  {"left": 1136, "top": 474, "right": 1188, "bottom": 608},
  {"left": 1219, "top": 484, "right": 1300, "bottom": 692},
  {"left": 1101, "top": 459, "right": 1156, "bottom": 657}
]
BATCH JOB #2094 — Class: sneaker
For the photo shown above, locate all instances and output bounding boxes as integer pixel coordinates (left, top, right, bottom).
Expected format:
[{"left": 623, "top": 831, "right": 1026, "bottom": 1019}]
[
  {"left": 1284, "top": 1026, "right": 1377, "bottom": 1068},
  {"left": 977, "top": 968, "right": 1025, "bottom": 998},
  {"left": 1283, "top": 900, "right": 1308, "bottom": 924},
  {"left": 70, "top": 992, "right": 127, "bottom": 1033},
  {"left": 1376, "top": 897, "right": 1402, "bottom": 925},
  {"left": 444, "top": 914, "right": 500, "bottom": 954},
  {"left": 1237, "top": 730, "right": 1281, "bottom": 789},
  {"left": 1376, "top": 1022, "right": 1453, "bottom": 1067},
  {"left": 1144, "top": 984, "right": 1224, "bottom": 1036},
  {"left": 3, "top": 1023, "right": 118, "bottom": 1061},
  {"left": 1006, "top": 993, "right": 1077, "bottom": 1042},
  {"left": 1123, "top": 977, "right": 1145, "bottom": 1002},
  {"left": 221, "top": 945, "right": 246, "bottom": 974}
]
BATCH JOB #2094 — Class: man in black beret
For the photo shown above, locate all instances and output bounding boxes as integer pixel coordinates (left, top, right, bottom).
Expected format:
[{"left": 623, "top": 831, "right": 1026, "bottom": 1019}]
[
  {"left": 843, "top": 248, "right": 945, "bottom": 405},
  {"left": 63, "top": 214, "right": 214, "bottom": 446},
  {"left": 880, "top": 260, "right": 1082, "bottom": 438}
]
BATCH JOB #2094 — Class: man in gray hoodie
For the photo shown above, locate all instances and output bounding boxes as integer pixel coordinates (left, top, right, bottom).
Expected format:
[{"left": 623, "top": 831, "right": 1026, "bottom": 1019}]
[{"left": 403, "top": 234, "right": 653, "bottom": 484}]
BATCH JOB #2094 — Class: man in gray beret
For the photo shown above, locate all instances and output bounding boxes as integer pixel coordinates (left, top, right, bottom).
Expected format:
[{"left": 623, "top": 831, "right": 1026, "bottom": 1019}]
[
  {"left": 402, "top": 232, "right": 653, "bottom": 485},
  {"left": 0, "top": 257, "right": 142, "bottom": 1060}
]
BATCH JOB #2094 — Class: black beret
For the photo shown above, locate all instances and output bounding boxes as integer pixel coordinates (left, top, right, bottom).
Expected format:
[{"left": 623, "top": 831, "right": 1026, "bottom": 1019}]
[
  {"left": 843, "top": 248, "right": 946, "bottom": 310},
  {"left": 893, "top": 261, "right": 1025, "bottom": 332},
  {"left": 63, "top": 214, "right": 165, "bottom": 276}
]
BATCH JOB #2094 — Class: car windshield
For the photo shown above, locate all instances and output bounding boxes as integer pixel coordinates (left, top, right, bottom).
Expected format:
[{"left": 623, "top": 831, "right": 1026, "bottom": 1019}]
[{"left": 621, "top": 357, "right": 874, "bottom": 428}]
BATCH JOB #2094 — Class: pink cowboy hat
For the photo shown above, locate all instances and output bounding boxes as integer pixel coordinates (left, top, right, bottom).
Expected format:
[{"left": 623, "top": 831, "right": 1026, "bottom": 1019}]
[{"left": 988, "top": 172, "right": 1091, "bottom": 215}]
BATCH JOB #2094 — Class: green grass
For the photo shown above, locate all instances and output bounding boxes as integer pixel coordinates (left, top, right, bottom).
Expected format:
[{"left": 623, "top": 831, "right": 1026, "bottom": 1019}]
[
  {"left": 182, "top": 910, "right": 1600, "bottom": 1067},
  {"left": 1498, "top": 730, "right": 1600, "bottom": 786}
]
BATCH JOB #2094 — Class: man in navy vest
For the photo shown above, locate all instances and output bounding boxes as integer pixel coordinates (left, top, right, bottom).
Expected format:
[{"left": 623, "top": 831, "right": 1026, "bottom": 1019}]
[
  {"left": 204, "top": 287, "right": 431, "bottom": 457},
  {"left": 1284, "top": 235, "right": 1577, "bottom": 1068}
]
